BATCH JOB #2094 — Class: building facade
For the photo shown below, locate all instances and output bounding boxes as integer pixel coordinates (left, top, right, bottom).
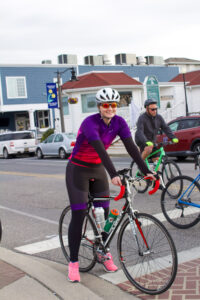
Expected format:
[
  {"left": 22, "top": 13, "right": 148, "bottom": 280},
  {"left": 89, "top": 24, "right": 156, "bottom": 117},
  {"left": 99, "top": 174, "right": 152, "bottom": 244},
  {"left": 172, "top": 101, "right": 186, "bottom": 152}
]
[{"left": 0, "top": 63, "right": 183, "bottom": 135}]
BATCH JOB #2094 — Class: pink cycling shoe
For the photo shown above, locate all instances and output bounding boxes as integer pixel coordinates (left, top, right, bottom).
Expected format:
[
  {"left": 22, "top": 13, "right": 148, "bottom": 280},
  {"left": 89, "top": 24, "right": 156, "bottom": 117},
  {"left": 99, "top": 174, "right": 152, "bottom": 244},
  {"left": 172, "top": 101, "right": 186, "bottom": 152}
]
[
  {"left": 98, "top": 252, "right": 118, "bottom": 272},
  {"left": 68, "top": 262, "right": 80, "bottom": 282}
]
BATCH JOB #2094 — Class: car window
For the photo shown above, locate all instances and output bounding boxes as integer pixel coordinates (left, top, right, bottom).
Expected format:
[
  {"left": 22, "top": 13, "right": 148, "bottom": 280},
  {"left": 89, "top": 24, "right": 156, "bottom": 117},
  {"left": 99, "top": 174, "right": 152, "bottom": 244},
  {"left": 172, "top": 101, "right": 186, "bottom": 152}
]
[
  {"left": 64, "top": 133, "right": 76, "bottom": 139},
  {"left": 169, "top": 121, "right": 179, "bottom": 132},
  {"left": 54, "top": 134, "right": 64, "bottom": 143},
  {"left": 187, "top": 119, "right": 200, "bottom": 128},
  {"left": 45, "top": 134, "right": 55, "bottom": 143},
  {"left": 0, "top": 132, "right": 34, "bottom": 141},
  {"left": 178, "top": 119, "right": 198, "bottom": 130},
  {"left": 0, "top": 135, "right": 5, "bottom": 141}
]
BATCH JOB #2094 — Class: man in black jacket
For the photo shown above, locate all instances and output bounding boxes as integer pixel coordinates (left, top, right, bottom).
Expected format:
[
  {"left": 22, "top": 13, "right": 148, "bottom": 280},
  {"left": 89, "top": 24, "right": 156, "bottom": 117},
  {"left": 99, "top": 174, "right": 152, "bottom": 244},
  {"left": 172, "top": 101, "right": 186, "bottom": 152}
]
[{"left": 135, "top": 99, "right": 178, "bottom": 161}]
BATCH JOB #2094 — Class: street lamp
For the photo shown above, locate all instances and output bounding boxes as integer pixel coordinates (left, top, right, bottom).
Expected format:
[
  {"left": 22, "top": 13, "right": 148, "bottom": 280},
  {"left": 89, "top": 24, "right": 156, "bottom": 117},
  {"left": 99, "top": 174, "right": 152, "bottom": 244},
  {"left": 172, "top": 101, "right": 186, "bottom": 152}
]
[
  {"left": 182, "top": 73, "right": 189, "bottom": 116},
  {"left": 55, "top": 67, "right": 78, "bottom": 132}
]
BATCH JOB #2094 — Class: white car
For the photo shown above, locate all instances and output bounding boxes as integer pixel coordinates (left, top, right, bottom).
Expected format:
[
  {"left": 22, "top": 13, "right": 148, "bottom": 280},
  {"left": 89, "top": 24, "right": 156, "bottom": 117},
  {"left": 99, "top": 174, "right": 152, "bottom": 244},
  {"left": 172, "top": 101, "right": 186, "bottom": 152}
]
[
  {"left": 36, "top": 133, "right": 76, "bottom": 159},
  {"left": 0, "top": 131, "right": 37, "bottom": 159}
]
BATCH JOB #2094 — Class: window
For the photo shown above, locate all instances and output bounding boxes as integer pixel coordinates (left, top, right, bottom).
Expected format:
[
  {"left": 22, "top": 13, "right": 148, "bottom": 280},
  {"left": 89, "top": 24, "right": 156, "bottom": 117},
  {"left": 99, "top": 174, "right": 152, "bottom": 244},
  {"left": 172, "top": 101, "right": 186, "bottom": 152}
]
[
  {"left": 62, "top": 97, "right": 69, "bottom": 115},
  {"left": 169, "top": 121, "right": 179, "bottom": 132},
  {"left": 81, "top": 93, "right": 97, "bottom": 113},
  {"left": 54, "top": 134, "right": 63, "bottom": 142},
  {"left": 37, "top": 110, "right": 49, "bottom": 128},
  {"left": 44, "top": 134, "right": 55, "bottom": 143},
  {"left": 6, "top": 77, "right": 27, "bottom": 98}
]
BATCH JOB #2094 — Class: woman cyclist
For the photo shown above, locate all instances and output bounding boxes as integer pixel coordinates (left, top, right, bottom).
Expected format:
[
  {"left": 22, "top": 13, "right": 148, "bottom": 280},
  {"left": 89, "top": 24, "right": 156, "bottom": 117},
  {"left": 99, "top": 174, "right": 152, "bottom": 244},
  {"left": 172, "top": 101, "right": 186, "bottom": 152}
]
[{"left": 66, "top": 87, "right": 155, "bottom": 282}]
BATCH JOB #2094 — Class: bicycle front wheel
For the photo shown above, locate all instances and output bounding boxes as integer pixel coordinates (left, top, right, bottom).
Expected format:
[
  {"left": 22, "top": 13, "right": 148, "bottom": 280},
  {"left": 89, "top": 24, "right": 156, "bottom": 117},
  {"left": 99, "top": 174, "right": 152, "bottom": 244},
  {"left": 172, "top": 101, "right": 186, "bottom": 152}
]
[
  {"left": 59, "top": 206, "right": 97, "bottom": 272},
  {"left": 161, "top": 175, "right": 200, "bottom": 229},
  {"left": 130, "top": 160, "right": 149, "bottom": 193},
  {"left": 162, "top": 160, "right": 181, "bottom": 187},
  {"left": 117, "top": 213, "right": 177, "bottom": 295}
]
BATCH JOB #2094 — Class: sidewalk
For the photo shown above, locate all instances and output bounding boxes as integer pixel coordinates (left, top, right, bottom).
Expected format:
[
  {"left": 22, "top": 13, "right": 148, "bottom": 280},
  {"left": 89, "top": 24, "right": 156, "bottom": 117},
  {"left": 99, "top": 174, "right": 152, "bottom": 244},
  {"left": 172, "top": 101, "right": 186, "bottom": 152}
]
[
  {"left": 1, "top": 246, "right": 200, "bottom": 300},
  {"left": 0, "top": 247, "right": 138, "bottom": 300}
]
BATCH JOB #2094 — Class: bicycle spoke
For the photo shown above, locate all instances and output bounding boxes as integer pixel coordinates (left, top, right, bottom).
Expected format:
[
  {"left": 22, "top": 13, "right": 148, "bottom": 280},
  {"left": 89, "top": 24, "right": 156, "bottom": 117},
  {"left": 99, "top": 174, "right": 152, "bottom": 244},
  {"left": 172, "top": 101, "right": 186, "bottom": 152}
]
[
  {"left": 161, "top": 176, "right": 200, "bottom": 229},
  {"left": 118, "top": 213, "right": 177, "bottom": 295}
]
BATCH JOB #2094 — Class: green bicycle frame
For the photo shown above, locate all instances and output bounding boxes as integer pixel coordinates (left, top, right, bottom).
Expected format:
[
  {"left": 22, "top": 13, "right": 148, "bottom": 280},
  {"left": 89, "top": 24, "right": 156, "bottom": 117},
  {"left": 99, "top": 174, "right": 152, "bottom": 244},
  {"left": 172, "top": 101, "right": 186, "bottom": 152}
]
[{"left": 145, "top": 147, "right": 166, "bottom": 172}]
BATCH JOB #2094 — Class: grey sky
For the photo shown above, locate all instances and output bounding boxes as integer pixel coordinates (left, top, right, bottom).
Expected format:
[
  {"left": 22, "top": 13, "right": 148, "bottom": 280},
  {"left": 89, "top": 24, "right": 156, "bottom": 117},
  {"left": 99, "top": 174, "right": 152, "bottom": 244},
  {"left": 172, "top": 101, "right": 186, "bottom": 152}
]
[{"left": 0, "top": 0, "right": 200, "bottom": 64}]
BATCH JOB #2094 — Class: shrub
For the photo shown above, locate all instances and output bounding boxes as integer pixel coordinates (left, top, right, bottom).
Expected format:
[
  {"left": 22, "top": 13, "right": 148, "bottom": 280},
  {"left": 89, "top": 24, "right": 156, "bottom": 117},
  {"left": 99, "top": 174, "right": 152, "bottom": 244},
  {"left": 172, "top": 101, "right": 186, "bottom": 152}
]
[
  {"left": 166, "top": 102, "right": 171, "bottom": 109},
  {"left": 41, "top": 128, "right": 54, "bottom": 142}
]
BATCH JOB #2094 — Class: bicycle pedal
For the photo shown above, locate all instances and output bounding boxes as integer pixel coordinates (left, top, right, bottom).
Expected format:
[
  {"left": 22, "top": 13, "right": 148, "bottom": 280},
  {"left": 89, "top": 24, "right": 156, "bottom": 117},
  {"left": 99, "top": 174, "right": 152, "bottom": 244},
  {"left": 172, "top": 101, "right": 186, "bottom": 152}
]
[{"left": 96, "top": 252, "right": 110, "bottom": 263}]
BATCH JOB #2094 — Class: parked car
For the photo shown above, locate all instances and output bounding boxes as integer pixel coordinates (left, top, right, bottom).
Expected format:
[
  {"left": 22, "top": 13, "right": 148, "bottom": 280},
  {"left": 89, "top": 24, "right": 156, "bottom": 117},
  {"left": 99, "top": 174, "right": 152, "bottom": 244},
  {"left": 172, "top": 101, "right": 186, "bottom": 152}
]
[
  {"left": 0, "top": 131, "right": 37, "bottom": 159},
  {"left": 157, "top": 115, "right": 200, "bottom": 160},
  {"left": 36, "top": 133, "right": 76, "bottom": 159}
]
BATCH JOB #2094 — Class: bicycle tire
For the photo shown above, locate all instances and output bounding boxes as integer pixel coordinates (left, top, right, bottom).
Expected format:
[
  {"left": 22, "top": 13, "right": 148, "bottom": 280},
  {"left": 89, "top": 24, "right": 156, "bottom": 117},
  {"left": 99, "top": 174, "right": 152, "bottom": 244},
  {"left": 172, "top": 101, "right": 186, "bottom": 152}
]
[
  {"left": 129, "top": 160, "right": 149, "bottom": 193},
  {"left": 161, "top": 175, "right": 200, "bottom": 229},
  {"left": 161, "top": 160, "right": 181, "bottom": 187},
  {"left": 59, "top": 206, "right": 97, "bottom": 272},
  {"left": 117, "top": 212, "right": 177, "bottom": 295}
]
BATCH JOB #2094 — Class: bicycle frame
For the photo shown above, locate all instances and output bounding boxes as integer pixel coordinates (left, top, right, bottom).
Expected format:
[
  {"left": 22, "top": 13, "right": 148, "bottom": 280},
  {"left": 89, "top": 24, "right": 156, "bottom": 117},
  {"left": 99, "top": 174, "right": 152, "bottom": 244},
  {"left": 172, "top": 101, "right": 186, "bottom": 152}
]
[
  {"left": 178, "top": 173, "right": 200, "bottom": 208},
  {"left": 87, "top": 173, "right": 152, "bottom": 254},
  {"left": 145, "top": 146, "right": 165, "bottom": 172}
]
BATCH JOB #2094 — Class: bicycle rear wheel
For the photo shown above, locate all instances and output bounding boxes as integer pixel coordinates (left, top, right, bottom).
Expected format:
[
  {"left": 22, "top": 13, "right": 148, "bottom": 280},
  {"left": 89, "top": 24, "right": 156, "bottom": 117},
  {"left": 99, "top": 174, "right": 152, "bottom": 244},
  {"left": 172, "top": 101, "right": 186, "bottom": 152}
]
[
  {"left": 117, "top": 212, "right": 177, "bottom": 295},
  {"left": 130, "top": 160, "right": 149, "bottom": 193},
  {"left": 161, "top": 175, "right": 200, "bottom": 229},
  {"left": 59, "top": 206, "right": 97, "bottom": 272}
]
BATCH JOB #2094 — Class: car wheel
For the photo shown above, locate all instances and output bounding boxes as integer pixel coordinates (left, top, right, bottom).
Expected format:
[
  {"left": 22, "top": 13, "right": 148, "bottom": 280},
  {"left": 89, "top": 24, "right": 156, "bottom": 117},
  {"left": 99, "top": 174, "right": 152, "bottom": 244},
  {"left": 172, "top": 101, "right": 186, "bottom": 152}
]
[
  {"left": 192, "top": 142, "right": 200, "bottom": 153},
  {"left": 3, "top": 148, "right": 9, "bottom": 159},
  {"left": 59, "top": 148, "right": 66, "bottom": 159},
  {"left": 36, "top": 148, "right": 43, "bottom": 159}
]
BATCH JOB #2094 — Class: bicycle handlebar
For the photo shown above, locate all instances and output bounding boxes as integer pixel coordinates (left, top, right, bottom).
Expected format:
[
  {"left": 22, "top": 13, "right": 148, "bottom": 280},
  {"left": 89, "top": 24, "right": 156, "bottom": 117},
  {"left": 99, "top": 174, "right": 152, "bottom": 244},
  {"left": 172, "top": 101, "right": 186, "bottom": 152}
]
[
  {"left": 114, "top": 185, "right": 125, "bottom": 201},
  {"left": 144, "top": 176, "right": 160, "bottom": 195},
  {"left": 154, "top": 141, "right": 173, "bottom": 147},
  {"left": 114, "top": 176, "right": 160, "bottom": 201}
]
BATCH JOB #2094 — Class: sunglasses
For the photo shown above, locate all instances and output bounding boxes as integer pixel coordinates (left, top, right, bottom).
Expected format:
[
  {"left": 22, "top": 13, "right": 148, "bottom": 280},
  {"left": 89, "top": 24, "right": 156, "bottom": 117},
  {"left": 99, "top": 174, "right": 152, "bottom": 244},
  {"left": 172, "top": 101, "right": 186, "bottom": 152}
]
[
  {"left": 101, "top": 102, "right": 118, "bottom": 109},
  {"left": 149, "top": 108, "right": 157, "bottom": 111}
]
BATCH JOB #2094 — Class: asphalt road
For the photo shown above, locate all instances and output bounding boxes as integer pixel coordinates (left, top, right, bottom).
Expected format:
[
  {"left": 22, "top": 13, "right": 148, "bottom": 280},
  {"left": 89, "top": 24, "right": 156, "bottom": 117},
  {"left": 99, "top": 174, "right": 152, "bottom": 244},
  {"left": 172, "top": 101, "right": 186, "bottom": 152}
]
[{"left": 0, "top": 155, "right": 200, "bottom": 278}]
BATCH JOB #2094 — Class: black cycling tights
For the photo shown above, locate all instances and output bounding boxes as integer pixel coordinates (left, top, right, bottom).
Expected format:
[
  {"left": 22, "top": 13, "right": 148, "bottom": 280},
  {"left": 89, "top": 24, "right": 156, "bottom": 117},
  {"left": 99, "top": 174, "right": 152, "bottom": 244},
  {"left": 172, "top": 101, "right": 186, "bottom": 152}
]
[{"left": 68, "top": 207, "right": 109, "bottom": 262}]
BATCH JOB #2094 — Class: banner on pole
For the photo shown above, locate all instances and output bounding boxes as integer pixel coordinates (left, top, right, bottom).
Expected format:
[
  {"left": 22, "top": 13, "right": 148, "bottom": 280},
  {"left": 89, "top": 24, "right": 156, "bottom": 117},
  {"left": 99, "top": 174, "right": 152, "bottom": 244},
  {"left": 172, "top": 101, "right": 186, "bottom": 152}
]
[{"left": 46, "top": 83, "right": 58, "bottom": 109}]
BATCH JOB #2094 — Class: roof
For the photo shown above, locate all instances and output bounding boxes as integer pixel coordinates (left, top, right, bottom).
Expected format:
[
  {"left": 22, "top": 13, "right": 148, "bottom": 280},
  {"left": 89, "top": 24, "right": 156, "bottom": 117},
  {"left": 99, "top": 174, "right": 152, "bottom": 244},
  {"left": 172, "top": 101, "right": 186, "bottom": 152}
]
[
  {"left": 170, "top": 70, "right": 200, "bottom": 86},
  {"left": 61, "top": 71, "right": 142, "bottom": 90},
  {"left": 165, "top": 57, "right": 200, "bottom": 64}
]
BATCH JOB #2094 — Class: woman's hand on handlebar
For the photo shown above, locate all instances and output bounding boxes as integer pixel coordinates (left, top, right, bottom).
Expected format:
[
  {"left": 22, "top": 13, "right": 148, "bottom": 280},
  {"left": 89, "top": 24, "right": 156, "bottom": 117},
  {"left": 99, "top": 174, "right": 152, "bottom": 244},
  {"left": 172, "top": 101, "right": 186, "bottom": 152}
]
[{"left": 111, "top": 176, "right": 122, "bottom": 186}]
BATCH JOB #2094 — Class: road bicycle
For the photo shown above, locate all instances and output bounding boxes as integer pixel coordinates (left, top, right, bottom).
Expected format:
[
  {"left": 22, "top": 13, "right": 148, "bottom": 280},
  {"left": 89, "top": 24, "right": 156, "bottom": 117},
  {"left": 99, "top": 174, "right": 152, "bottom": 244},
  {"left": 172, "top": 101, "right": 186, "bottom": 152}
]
[
  {"left": 59, "top": 169, "right": 177, "bottom": 295},
  {"left": 129, "top": 142, "right": 181, "bottom": 194},
  {"left": 161, "top": 152, "right": 200, "bottom": 229}
]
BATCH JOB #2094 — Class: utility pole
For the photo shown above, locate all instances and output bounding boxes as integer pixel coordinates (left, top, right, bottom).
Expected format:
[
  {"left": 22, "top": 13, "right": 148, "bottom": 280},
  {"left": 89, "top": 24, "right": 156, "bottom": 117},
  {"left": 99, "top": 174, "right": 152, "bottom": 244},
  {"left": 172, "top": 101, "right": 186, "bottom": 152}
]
[
  {"left": 57, "top": 71, "right": 65, "bottom": 132},
  {"left": 56, "top": 67, "right": 78, "bottom": 132},
  {"left": 183, "top": 73, "right": 189, "bottom": 116}
]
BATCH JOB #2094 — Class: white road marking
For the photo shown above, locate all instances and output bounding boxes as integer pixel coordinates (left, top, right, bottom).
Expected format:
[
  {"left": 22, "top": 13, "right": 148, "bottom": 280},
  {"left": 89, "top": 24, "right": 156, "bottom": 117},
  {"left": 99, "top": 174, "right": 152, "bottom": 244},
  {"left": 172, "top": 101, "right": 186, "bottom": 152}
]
[
  {"left": 15, "top": 235, "right": 66, "bottom": 254},
  {"left": 0, "top": 205, "right": 59, "bottom": 225}
]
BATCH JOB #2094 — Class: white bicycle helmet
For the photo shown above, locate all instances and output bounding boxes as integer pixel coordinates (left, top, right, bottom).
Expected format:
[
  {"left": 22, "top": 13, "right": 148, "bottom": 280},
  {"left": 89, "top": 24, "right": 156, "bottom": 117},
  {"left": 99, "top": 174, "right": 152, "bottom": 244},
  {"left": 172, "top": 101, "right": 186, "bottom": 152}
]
[{"left": 96, "top": 88, "right": 120, "bottom": 104}]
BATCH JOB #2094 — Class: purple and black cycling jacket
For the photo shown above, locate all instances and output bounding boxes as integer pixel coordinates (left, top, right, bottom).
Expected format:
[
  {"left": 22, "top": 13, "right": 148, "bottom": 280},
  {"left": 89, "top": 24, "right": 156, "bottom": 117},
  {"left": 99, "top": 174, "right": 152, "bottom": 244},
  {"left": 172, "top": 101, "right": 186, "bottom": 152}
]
[{"left": 70, "top": 113, "right": 150, "bottom": 178}]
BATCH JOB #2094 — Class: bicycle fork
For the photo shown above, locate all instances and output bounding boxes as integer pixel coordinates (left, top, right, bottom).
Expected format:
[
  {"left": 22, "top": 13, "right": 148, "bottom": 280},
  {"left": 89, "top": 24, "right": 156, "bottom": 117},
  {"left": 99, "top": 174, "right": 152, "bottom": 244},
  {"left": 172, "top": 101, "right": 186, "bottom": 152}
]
[{"left": 129, "top": 213, "right": 150, "bottom": 256}]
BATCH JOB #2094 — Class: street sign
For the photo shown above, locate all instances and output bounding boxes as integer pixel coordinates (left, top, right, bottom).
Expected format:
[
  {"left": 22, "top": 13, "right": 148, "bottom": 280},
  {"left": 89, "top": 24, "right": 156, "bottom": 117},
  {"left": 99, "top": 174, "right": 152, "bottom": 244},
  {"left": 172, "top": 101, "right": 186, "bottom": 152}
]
[
  {"left": 46, "top": 83, "right": 58, "bottom": 109},
  {"left": 145, "top": 75, "right": 160, "bottom": 108}
]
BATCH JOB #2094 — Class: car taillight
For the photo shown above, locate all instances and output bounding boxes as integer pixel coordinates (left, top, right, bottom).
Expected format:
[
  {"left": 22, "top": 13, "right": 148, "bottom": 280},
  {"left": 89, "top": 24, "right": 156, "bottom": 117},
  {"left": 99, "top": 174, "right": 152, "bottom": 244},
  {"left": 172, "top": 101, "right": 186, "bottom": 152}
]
[
  {"left": 10, "top": 142, "right": 14, "bottom": 147},
  {"left": 71, "top": 141, "right": 75, "bottom": 147}
]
